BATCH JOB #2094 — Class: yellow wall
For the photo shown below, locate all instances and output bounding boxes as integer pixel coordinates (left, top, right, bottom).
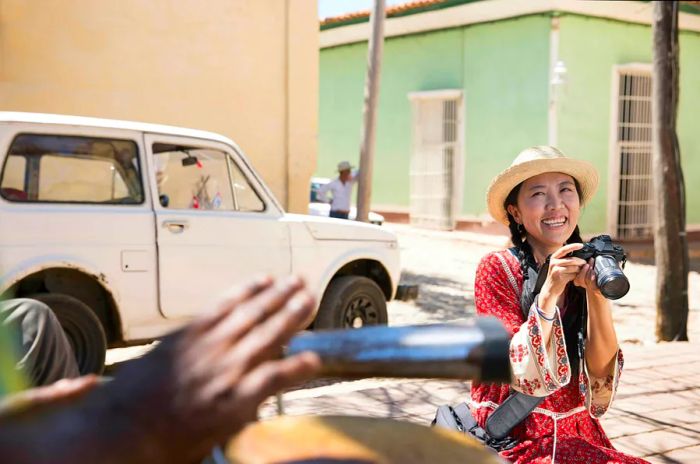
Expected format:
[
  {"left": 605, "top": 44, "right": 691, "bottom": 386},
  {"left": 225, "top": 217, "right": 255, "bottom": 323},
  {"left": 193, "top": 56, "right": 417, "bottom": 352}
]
[{"left": 0, "top": 0, "right": 318, "bottom": 213}]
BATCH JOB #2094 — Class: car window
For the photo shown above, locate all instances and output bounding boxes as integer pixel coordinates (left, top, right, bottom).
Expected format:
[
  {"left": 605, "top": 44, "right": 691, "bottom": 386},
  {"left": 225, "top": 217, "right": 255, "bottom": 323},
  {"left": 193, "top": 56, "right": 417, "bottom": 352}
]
[
  {"left": 227, "top": 157, "right": 264, "bottom": 212},
  {"left": 1, "top": 156, "right": 27, "bottom": 200},
  {"left": 153, "top": 146, "right": 235, "bottom": 211},
  {"left": 152, "top": 144, "right": 264, "bottom": 213},
  {"left": 0, "top": 134, "right": 143, "bottom": 204}
]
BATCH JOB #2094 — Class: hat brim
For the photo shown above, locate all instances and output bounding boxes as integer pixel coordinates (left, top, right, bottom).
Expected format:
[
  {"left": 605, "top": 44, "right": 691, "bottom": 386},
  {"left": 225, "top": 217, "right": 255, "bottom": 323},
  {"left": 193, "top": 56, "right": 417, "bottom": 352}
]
[{"left": 486, "top": 157, "right": 599, "bottom": 226}]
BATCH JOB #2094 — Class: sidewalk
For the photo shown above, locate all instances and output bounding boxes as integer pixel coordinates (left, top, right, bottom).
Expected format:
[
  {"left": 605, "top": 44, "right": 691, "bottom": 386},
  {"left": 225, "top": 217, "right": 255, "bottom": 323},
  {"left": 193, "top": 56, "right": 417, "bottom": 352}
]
[
  {"left": 601, "top": 342, "right": 700, "bottom": 462},
  {"left": 262, "top": 341, "right": 700, "bottom": 462}
]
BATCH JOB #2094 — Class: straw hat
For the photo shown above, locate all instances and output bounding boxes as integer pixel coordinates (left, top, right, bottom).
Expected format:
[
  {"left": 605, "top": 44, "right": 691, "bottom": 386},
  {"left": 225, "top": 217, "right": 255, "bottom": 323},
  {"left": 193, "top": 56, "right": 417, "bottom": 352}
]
[
  {"left": 486, "top": 146, "right": 599, "bottom": 226},
  {"left": 337, "top": 161, "right": 353, "bottom": 172}
]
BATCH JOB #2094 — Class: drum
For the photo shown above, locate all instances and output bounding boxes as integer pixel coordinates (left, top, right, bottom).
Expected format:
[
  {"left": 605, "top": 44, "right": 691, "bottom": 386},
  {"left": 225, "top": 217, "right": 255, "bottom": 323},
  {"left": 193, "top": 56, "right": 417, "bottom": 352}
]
[{"left": 226, "top": 415, "right": 505, "bottom": 463}]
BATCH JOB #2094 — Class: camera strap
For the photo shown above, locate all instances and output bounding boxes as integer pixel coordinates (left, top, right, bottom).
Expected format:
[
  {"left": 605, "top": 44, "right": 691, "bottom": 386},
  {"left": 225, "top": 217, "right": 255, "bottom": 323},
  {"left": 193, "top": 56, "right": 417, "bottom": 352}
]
[{"left": 484, "top": 248, "right": 549, "bottom": 439}]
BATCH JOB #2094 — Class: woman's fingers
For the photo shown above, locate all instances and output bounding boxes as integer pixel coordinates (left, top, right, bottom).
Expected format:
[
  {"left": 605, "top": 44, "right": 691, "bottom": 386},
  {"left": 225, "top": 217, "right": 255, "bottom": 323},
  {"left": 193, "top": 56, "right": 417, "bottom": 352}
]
[
  {"left": 572, "top": 263, "right": 590, "bottom": 286},
  {"left": 547, "top": 259, "right": 584, "bottom": 291},
  {"left": 588, "top": 258, "right": 596, "bottom": 281},
  {"left": 551, "top": 242, "right": 584, "bottom": 259}
]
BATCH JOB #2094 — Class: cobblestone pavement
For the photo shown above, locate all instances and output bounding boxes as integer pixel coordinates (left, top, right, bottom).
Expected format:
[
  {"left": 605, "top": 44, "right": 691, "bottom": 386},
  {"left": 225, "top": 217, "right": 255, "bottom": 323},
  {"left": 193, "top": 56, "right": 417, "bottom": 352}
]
[{"left": 257, "top": 223, "right": 700, "bottom": 463}]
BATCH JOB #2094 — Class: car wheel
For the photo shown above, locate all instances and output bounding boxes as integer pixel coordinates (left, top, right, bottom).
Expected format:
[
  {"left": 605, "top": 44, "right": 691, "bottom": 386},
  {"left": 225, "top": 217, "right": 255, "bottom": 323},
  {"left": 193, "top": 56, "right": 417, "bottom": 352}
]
[
  {"left": 315, "top": 276, "right": 388, "bottom": 329},
  {"left": 30, "top": 293, "right": 107, "bottom": 375}
]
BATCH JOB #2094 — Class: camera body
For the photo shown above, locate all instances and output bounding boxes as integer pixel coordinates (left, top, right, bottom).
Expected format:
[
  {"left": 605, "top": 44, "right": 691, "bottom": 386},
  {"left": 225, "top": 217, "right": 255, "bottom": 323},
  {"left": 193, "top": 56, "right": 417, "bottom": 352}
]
[{"left": 569, "top": 234, "right": 629, "bottom": 300}]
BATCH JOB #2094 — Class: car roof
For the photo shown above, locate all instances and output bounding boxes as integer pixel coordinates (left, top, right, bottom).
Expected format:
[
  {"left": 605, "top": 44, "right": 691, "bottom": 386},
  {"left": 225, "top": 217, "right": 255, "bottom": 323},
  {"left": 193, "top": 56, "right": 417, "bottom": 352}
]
[{"left": 0, "top": 112, "right": 234, "bottom": 146}]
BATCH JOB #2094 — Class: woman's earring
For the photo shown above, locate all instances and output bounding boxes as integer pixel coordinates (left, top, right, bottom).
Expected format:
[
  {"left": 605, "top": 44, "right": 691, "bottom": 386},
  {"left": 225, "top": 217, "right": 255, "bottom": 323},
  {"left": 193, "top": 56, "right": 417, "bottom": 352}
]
[{"left": 517, "top": 223, "right": 525, "bottom": 235}]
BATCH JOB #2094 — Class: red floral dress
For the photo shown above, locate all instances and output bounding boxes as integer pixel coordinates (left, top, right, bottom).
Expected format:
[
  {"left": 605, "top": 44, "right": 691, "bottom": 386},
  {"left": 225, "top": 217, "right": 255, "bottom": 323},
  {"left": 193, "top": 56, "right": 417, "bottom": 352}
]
[{"left": 471, "top": 250, "right": 649, "bottom": 464}]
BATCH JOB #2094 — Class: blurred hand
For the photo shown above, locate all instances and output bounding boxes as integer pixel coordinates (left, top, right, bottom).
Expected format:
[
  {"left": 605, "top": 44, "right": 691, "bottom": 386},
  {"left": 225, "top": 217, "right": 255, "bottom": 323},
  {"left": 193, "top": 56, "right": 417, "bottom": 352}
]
[
  {"left": 100, "top": 275, "right": 321, "bottom": 463},
  {"left": 0, "top": 275, "right": 320, "bottom": 464}
]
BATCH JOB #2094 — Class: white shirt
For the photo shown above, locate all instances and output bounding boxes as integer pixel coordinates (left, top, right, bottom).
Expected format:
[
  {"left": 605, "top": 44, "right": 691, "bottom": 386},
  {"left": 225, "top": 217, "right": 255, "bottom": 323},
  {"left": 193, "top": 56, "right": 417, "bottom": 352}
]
[{"left": 318, "top": 170, "right": 358, "bottom": 211}]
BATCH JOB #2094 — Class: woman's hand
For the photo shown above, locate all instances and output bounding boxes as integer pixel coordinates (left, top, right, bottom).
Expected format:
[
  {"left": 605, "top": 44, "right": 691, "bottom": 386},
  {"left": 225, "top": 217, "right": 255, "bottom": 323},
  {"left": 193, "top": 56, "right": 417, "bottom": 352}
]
[
  {"left": 538, "top": 243, "right": 587, "bottom": 310},
  {"left": 573, "top": 257, "right": 602, "bottom": 295}
]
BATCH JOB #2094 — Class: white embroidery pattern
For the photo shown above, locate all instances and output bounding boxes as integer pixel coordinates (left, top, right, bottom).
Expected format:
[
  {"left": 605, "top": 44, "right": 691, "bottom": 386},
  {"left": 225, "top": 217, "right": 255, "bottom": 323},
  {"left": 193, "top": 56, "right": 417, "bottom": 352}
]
[{"left": 495, "top": 252, "right": 520, "bottom": 298}]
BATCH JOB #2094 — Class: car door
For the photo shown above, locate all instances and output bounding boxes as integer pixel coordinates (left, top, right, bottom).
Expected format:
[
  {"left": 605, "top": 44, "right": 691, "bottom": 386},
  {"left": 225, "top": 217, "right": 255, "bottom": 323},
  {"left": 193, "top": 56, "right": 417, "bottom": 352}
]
[
  {"left": 145, "top": 133, "right": 291, "bottom": 319},
  {"left": 0, "top": 125, "right": 162, "bottom": 341}
]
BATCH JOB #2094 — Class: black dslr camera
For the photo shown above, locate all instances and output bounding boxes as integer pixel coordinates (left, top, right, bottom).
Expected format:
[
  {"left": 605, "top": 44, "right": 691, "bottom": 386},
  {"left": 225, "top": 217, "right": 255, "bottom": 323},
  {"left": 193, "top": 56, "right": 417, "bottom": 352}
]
[{"left": 569, "top": 234, "right": 629, "bottom": 300}]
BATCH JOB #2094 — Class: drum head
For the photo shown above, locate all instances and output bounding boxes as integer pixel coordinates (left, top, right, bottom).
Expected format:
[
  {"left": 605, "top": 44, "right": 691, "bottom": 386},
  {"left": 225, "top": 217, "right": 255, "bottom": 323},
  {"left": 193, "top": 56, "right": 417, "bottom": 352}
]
[{"left": 227, "top": 415, "right": 504, "bottom": 463}]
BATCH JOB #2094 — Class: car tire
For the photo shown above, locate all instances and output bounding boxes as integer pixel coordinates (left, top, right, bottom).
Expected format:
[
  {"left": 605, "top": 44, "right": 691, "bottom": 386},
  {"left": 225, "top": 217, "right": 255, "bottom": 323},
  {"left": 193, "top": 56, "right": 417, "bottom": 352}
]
[
  {"left": 30, "top": 293, "right": 107, "bottom": 375},
  {"left": 315, "top": 276, "right": 388, "bottom": 329}
]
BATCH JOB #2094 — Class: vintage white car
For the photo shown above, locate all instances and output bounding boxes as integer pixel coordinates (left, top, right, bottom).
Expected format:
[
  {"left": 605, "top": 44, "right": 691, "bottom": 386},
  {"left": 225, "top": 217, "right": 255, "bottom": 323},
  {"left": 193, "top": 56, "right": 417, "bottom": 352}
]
[{"left": 0, "top": 112, "right": 401, "bottom": 374}]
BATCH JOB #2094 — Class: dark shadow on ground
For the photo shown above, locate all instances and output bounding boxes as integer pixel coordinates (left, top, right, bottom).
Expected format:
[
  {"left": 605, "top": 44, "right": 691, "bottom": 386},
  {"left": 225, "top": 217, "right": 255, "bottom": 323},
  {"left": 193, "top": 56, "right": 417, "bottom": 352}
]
[
  {"left": 263, "top": 379, "right": 471, "bottom": 425},
  {"left": 398, "top": 271, "right": 476, "bottom": 322}
]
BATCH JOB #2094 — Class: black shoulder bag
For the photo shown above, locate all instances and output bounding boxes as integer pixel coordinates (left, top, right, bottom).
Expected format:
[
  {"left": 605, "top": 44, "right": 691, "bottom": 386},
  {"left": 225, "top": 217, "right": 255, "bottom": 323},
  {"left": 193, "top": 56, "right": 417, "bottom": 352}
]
[{"left": 431, "top": 248, "right": 586, "bottom": 450}]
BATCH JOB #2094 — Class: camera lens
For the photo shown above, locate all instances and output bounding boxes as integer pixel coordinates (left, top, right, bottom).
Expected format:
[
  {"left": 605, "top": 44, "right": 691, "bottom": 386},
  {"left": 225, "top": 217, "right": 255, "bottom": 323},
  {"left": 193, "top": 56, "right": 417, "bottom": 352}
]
[{"left": 594, "top": 256, "right": 630, "bottom": 299}]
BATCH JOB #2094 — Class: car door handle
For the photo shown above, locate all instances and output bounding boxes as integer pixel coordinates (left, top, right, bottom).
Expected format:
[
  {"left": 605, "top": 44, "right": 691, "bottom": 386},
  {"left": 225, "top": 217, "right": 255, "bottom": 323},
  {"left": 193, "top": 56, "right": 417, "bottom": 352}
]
[{"left": 162, "top": 220, "right": 189, "bottom": 233}]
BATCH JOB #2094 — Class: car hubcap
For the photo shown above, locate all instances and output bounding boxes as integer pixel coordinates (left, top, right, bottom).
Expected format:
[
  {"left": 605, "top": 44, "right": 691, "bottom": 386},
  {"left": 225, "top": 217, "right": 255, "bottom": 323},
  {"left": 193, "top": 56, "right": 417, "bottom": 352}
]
[{"left": 343, "top": 296, "right": 378, "bottom": 328}]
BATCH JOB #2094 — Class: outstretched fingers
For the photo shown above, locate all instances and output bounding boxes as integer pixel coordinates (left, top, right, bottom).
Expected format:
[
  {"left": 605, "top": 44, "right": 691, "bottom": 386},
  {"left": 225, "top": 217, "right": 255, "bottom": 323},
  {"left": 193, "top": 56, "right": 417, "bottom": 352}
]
[
  {"left": 195, "top": 275, "right": 306, "bottom": 356},
  {"left": 188, "top": 275, "right": 274, "bottom": 335},
  {"left": 199, "top": 289, "right": 316, "bottom": 401}
]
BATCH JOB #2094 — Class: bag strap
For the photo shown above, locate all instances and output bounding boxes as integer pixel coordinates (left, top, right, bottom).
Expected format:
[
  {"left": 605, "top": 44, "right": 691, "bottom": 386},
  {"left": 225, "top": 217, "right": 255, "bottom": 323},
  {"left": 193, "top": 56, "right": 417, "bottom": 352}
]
[
  {"left": 484, "top": 247, "right": 549, "bottom": 439},
  {"left": 484, "top": 392, "right": 543, "bottom": 439}
]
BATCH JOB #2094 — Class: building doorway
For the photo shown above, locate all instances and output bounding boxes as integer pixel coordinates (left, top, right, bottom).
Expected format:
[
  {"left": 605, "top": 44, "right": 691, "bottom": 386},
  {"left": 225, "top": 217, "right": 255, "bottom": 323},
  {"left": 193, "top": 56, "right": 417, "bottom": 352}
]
[{"left": 408, "top": 90, "right": 463, "bottom": 230}]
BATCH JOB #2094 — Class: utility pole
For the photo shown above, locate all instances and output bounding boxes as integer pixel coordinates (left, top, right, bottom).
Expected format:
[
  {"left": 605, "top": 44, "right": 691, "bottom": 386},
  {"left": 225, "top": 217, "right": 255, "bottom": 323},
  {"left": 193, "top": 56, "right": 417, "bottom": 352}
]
[
  {"left": 356, "top": 0, "right": 385, "bottom": 222},
  {"left": 652, "top": 1, "right": 689, "bottom": 341}
]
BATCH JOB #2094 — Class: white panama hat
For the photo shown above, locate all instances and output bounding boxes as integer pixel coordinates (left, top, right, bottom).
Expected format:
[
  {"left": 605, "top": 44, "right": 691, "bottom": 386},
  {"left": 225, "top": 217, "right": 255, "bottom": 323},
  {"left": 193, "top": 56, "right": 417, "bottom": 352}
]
[
  {"left": 337, "top": 161, "right": 353, "bottom": 172},
  {"left": 486, "top": 146, "right": 599, "bottom": 226}
]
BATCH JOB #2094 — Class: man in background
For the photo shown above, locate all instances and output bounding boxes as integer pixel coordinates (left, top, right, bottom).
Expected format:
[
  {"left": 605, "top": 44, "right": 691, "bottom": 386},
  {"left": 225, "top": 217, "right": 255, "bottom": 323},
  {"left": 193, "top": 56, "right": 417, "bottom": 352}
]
[{"left": 318, "top": 161, "right": 358, "bottom": 220}]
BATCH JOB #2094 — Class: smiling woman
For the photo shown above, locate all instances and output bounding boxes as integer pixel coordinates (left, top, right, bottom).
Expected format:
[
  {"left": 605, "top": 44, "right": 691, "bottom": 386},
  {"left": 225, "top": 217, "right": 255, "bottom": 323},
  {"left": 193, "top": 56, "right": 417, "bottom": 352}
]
[
  {"left": 464, "top": 146, "right": 649, "bottom": 463},
  {"left": 505, "top": 172, "right": 582, "bottom": 265}
]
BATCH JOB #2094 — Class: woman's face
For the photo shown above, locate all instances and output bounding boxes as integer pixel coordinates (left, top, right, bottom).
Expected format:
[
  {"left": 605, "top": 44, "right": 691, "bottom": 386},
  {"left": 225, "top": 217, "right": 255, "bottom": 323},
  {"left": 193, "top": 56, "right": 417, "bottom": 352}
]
[{"left": 507, "top": 172, "right": 580, "bottom": 254}]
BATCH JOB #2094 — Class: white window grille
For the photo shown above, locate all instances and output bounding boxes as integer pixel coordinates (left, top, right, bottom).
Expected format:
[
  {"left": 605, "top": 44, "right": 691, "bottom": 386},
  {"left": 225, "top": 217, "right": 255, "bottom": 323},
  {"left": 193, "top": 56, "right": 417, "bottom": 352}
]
[
  {"left": 408, "top": 90, "right": 463, "bottom": 230},
  {"left": 608, "top": 65, "right": 654, "bottom": 239}
]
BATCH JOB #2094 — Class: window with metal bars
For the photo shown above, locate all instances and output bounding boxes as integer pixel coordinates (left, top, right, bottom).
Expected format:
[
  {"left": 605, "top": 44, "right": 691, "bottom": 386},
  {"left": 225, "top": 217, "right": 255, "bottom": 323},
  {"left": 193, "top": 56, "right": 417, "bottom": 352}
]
[{"left": 613, "top": 69, "right": 653, "bottom": 239}]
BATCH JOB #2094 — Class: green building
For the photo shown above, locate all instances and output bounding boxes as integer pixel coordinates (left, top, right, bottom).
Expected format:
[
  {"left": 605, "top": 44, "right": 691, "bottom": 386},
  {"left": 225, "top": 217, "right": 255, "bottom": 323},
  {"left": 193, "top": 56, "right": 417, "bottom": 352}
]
[{"left": 318, "top": 0, "right": 700, "bottom": 239}]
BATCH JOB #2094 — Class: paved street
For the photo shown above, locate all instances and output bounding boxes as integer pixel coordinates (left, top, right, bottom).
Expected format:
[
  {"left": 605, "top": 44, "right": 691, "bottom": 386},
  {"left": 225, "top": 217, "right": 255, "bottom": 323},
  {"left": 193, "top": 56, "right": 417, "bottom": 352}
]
[
  {"left": 257, "top": 224, "right": 700, "bottom": 463},
  {"left": 107, "top": 223, "right": 700, "bottom": 462}
]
